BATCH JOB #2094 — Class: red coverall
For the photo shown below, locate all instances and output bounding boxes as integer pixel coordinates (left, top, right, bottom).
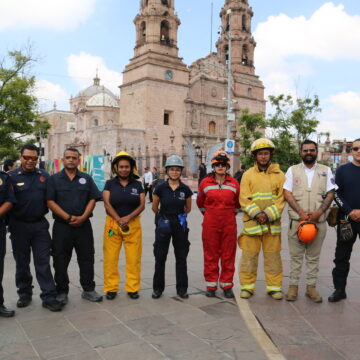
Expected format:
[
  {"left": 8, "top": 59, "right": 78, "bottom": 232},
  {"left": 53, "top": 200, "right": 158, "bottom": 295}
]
[{"left": 197, "top": 175, "right": 240, "bottom": 290}]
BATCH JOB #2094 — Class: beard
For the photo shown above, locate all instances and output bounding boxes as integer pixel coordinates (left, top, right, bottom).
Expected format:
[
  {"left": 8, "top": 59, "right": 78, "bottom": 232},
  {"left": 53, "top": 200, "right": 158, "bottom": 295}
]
[{"left": 302, "top": 155, "right": 316, "bottom": 164}]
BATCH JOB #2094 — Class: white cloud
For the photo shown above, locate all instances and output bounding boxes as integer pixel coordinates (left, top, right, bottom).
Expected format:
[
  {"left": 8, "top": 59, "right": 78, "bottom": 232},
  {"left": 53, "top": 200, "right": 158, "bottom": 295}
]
[
  {"left": 254, "top": 2, "right": 360, "bottom": 96},
  {"left": 34, "top": 80, "right": 69, "bottom": 112},
  {"left": 67, "top": 52, "right": 122, "bottom": 96},
  {"left": 0, "top": 0, "right": 96, "bottom": 30},
  {"left": 318, "top": 91, "right": 360, "bottom": 140}
]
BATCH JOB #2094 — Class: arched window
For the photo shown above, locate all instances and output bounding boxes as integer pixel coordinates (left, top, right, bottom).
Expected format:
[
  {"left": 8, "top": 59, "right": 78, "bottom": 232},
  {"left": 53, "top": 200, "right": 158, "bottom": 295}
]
[
  {"left": 242, "top": 45, "right": 249, "bottom": 65},
  {"left": 224, "top": 44, "right": 229, "bottom": 63},
  {"left": 242, "top": 15, "right": 247, "bottom": 32},
  {"left": 209, "top": 121, "right": 216, "bottom": 135},
  {"left": 161, "top": 0, "right": 169, "bottom": 6},
  {"left": 160, "top": 20, "right": 170, "bottom": 45},
  {"left": 93, "top": 119, "right": 99, "bottom": 127},
  {"left": 140, "top": 21, "right": 146, "bottom": 43},
  {"left": 248, "top": 87, "right": 253, "bottom": 97}
]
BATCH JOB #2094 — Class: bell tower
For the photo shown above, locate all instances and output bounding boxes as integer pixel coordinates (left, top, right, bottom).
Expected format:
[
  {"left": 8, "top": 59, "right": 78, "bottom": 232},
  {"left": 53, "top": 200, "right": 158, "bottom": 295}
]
[{"left": 216, "top": 0, "right": 256, "bottom": 75}]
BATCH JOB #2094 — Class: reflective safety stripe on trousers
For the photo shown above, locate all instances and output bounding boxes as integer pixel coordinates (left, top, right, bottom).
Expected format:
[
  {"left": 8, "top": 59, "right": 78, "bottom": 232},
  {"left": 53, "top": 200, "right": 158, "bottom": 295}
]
[
  {"left": 243, "top": 224, "right": 269, "bottom": 235},
  {"left": 203, "top": 185, "right": 237, "bottom": 194},
  {"left": 241, "top": 283, "right": 256, "bottom": 290},
  {"left": 219, "top": 282, "right": 233, "bottom": 288},
  {"left": 206, "top": 281, "right": 218, "bottom": 288},
  {"left": 266, "top": 285, "right": 282, "bottom": 292}
]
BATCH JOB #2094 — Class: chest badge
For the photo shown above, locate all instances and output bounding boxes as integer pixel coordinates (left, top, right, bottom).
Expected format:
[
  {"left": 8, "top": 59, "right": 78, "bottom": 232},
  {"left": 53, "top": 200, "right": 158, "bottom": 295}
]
[
  {"left": 294, "top": 177, "right": 302, "bottom": 186},
  {"left": 17, "top": 182, "right": 25, "bottom": 187},
  {"left": 79, "top": 178, "right": 87, "bottom": 185},
  {"left": 39, "top": 176, "right": 46, "bottom": 183}
]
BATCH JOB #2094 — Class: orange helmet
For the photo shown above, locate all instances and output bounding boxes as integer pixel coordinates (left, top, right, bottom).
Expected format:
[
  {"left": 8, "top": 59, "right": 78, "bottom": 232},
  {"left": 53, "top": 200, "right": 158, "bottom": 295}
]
[
  {"left": 297, "top": 221, "right": 318, "bottom": 243},
  {"left": 211, "top": 151, "right": 230, "bottom": 166}
]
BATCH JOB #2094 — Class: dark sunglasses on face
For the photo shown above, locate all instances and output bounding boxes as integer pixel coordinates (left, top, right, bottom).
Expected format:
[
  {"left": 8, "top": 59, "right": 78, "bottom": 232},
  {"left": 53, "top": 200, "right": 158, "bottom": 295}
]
[
  {"left": 214, "top": 163, "right": 227, "bottom": 167},
  {"left": 302, "top": 149, "right": 316, "bottom": 153},
  {"left": 352, "top": 147, "right": 360, "bottom": 152},
  {"left": 22, "top": 155, "right": 38, "bottom": 161}
]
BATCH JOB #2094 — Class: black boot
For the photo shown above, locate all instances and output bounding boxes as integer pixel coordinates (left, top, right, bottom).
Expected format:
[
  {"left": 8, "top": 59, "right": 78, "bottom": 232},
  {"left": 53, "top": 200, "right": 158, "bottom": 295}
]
[
  {"left": 223, "top": 288, "right": 235, "bottom": 299},
  {"left": 152, "top": 290, "right": 162, "bottom": 299},
  {"left": 328, "top": 289, "right": 347, "bottom": 302},
  {"left": 205, "top": 289, "right": 216, "bottom": 298},
  {"left": 106, "top": 292, "right": 117, "bottom": 300},
  {"left": 0, "top": 305, "right": 15, "bottom": 317},
  {"left": 128, "top": 292, "right": 139, "bottom": 299}
]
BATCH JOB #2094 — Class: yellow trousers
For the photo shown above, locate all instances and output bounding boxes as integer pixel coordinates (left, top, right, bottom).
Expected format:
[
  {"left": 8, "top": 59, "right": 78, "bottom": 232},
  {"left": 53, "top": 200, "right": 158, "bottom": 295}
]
[
  {"left": 103, "top": 215, "right": 142, "bottom": 293},
  {"left": 238, "top": 232, "right": 283, "bottom": 293}
]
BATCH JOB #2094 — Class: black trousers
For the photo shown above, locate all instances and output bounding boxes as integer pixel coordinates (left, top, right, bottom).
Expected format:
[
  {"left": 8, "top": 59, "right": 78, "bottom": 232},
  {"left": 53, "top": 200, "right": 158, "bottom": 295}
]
[
  {"left": 52, "top": 220, "right": 95, "bottom": 294},
  {"left": 144, "top": 184, "right": 153, "bottom": 202},
  {"left": 0, "top": 221, "right": 6, "bottom": 305},
  {"left": 9, "top": 218, "right": 57, "bottom": 302},
  {"left": 153, "top": 217, "right": 190, "bottom": 293},
  {"left": 332, "top": 221, "right": 360, "bottom": 290}
]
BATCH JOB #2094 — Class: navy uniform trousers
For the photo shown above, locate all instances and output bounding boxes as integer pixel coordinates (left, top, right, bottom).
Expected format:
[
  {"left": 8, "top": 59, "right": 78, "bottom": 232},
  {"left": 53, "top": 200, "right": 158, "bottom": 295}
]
[
  {"left": 9, "top": 218, "right": 57, "bottom": 302},
  {"left": 0, "top": 221, "right": 6, "bottom": 305}
]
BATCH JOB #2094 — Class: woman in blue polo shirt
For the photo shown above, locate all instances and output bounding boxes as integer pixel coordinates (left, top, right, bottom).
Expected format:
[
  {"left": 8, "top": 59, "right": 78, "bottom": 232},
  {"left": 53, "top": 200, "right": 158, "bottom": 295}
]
[
  {"left": 152, "top": 155, "right": 193, "bottom": 299},
  {"left": 102, "top": 152, "right": 145, "bottom": 300}
]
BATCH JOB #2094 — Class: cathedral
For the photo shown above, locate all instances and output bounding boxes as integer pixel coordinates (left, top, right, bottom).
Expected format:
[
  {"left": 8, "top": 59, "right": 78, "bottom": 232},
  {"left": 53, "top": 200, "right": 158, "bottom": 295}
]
[{"left": 43, "top": 0, "right": 265, "bottom": 177}]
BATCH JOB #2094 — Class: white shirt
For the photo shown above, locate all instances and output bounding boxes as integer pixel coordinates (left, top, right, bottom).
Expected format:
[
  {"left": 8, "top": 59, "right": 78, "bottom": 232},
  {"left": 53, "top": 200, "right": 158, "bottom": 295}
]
[
  {"left": 283, "top": 162, "right": 336, "bottom": 192},
  {"left": 144, "top": 171, "right": 153, "bottom": 184}
]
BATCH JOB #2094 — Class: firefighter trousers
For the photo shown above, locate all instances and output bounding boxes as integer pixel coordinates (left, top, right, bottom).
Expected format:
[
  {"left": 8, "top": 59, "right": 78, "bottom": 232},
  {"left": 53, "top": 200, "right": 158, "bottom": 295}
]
[
  {"left": 103, "top": 215, "right": 142, "bottom": 293},
  {"left": 202, "top": 210, "right": 237, "bottom": 290},
  {"left": 239, "top": 232, "right": 282, "bottom": 293}
]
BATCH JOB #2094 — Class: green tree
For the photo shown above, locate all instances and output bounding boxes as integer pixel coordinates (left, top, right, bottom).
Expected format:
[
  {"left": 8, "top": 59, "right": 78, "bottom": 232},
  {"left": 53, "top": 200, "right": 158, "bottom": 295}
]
[
  {"left": 237, "top": 108, "right": 267, "bottom": 168},
  {"left": 0, "top": 49, "right": 49, "bottom": 159},
  {"left": 267, "top": 94, "right": 321, "bottom": 171}
]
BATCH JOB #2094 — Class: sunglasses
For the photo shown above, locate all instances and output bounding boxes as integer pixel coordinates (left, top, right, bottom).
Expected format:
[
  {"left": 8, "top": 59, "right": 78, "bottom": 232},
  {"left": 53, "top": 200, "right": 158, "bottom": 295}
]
[
  {"left": 214, "top": 163, "right": 227, "bottom": 167},
  {"left": 352, "top": 147, "right": 360, "bottom": 152},
  {"left": 302, "top": 149, "right": 316, "bottom": 153},
  {"left": 22, "top": 155, "right": 38, "bottom": 161}
]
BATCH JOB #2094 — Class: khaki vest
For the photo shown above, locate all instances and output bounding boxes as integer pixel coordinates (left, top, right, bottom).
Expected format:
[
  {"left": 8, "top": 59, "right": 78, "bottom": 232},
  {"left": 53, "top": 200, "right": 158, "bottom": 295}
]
[{"left": 288, "top": 163, "right": 330, "bottom": 222}]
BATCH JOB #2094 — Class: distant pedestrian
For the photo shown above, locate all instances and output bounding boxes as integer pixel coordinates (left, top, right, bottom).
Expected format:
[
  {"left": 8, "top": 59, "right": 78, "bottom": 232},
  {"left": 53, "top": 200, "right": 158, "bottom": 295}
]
[
  {"left": 102, "top": 152, "right": 145, "bottom": 300},
  {"left": 198, "top": 163, "right": 207, "bottom": 186},
  {"left": 143, "top": 167, "right": 153, "bottom": 203},
  {"left": 151, "top": 155, "right": 192, "bottom": 299},
  {"left": 329, "top": 138, "right": 360, "bottom": 302},
  {"left": 47, "top": 147, "right": 103, "bottom": 305},
  {"left": 3, "top": 159, "right": 17, "bottom": 172},
  {"left": 8, "top": 144, "right": 62, "bottom": 312},
  {"left": 197, "top": 151, "right": 240, "bottom": 299},
  {"left": 233, "top": 164, "right": 246, "bottom": 184}
]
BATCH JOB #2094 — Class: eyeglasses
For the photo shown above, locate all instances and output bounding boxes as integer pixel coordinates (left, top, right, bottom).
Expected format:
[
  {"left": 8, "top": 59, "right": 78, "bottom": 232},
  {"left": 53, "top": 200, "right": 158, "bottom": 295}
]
[
  {"left": 64, "top": 156, "right": 78, "bottom": 160},
  {"left": 302, "top": 149, "right": 316, "bottom": 153},
  {"left": 352, "top": 147, "right": 360, "bottom": 152},
  {"left": 214, "top": 163, "right": 227, "bottom": 167},
  {"left": 22, "top": 155, "right": 38, "bottom": 161}
]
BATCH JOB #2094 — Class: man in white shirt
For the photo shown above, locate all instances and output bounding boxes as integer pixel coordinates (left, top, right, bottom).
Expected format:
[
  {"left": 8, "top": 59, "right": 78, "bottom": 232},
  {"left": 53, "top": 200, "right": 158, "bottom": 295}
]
[
  {"left": 143, "top": 167, "right": 153, "bottom": 203},
  {"left": 283, "top": 140, "right": 335, "bottom": 302}
]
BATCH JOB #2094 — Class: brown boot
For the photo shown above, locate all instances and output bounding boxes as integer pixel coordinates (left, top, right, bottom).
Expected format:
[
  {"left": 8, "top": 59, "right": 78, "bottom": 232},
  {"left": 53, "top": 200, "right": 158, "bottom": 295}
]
[
  {"left": 285, "top": 285, "right": 298, "bottom": 301},
  {"left": 305, "top": 285, "right": 322, "bottom": 303}
]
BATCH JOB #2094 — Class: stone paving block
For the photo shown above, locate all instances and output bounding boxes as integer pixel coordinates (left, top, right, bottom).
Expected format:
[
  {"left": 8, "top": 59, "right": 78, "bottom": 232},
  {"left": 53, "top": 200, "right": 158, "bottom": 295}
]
[
  {"left": 31, "top": 332, "right": 92, "bottom": 359},
  {"left": 66, "top": 310, "right": 119, "bottom": 331},
  {"left": 326, "top": 335, "right": 360, "bottom": 360},
  {"left": 183, "top": 293, "right": 225, "bottom": 308},
  {"left": 50, "top": 350, "right": 102, "bottom": 360},
  {"left": 13, "top": 302, "right": 64, "bottom": 323},
  {"left": 125, "top": 315, "right": 175, "bottom": 336},
  {"left": 111, "top": 303, "right": 157, "bottom": 322},
  {"left": 142, "top": 296, "right": 195, "bottom": 314},
  {"left": 279, "top": 343, "right": 342, "bottom": 360},
  {"left": 170, "top": 346, "right": 231, "bottom": 360},
  {"left": 199, "top": 301, "right": 239, "bottom": 320},
  {"left": 98, "top": 341, "right": 164, "bottom": 360},
  {"left": 21, "top": 317, "right": 74, "bottom": 341},
  {"left": 0, "top": 342, "right": 39, "bottom": 360},
  {"left": 0, "top": 322, "right": 27, "bottom": 347},
  {"left": 60, "top": 296, "right": 102, "bottom": 315},
  {"left": 81, "top": 323, "right": 137, "bottom": 349},
  {"left": 143, "top": 326, "right": 209, "bottom": 357}
]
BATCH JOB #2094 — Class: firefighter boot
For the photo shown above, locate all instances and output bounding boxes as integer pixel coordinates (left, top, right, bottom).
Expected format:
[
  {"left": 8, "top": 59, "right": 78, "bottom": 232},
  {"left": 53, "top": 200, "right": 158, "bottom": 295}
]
[
  {"left": 285, "top": 285, "right": 298, "bottom": 302},
  {"left": 240, "top": 290, "right": 253, "bottom": 299},
  {"left": 268, "top": 291, "right": 283, "bottom": 300},
  {"left": 305, "top": 285, "right": 322, "bottom": 303}
]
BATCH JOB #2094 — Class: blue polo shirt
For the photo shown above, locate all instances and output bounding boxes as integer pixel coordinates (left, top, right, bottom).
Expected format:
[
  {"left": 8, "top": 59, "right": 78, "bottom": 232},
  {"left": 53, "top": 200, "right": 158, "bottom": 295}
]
[
  {"left": 47, "top": 169, "right": 102, "bottom": 221},
  {"left": 153, "top": 180, "right": 193, "bottom": 215},
  {"left": 8, "top": 166, "right": 49, "bottom": 218},
  {"left": 103, "top": 177, "right": 144, "bottom": 217}
]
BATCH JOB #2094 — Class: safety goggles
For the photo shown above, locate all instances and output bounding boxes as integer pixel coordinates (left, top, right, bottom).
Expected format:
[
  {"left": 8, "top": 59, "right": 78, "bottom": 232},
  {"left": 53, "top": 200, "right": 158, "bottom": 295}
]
[
  {"left": 22, "top": 155, "right": 38, "bottom": 161},
  {"left": 352, "top": 147, "right": 360, "bottom": 152},
  {"left": 214, "top": 163, "right": 227, "bottom": 167}
]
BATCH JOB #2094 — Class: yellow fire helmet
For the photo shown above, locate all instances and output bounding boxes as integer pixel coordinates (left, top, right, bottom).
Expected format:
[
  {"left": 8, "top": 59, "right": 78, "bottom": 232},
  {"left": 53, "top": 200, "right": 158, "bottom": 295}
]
[
  {"left": 111, "top": 151, "right": 140, "bottom": 179},
  {"left": 250, "top": 138, "right": 275, "bottom": 153}
]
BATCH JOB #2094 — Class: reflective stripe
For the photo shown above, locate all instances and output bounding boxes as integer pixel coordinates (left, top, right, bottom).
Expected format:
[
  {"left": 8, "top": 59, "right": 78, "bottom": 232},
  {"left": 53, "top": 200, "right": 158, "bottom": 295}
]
[
  {"left": 219, "top": 282, "right": 233, "bottom": 287},
  {"left": 203, "top": 184, "right": 236, "bottom": 194},
  {"left": 252, "top": 192, "right": 273, "bottom": 201},
  {"left": 203, "top": 185, "right": 220, "bottom": 193},
  {"left": 241, "top": 283, "right": 256, "bottom": 290},
  {"left": 270, "top": 225, "right": 281, "bottom": 234},
  {"left": 206, "top": 281, "right": 217, "bottom": 287},
  {"left": 266, "top": 286, "right": 282, "bottom": 292},
  {"left": 221, "top": 185, "right": 237, "bottom": 193},
  {"left": 243, "top": 224, "right": 269, "bottom": 235},
  {"left": 245, "top": 203, "right": 261, "bottom": 217}
]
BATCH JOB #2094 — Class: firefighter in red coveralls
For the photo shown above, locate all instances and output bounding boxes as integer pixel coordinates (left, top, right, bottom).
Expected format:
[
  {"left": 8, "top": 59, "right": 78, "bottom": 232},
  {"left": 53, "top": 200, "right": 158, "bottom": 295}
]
[{"left": 197, "top": 151, "right": 240, "bottom": 298}]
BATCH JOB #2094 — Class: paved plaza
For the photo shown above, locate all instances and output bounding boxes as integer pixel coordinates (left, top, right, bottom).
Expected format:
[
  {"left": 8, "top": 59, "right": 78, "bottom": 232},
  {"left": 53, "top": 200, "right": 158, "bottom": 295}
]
[{"left": 1, "top": 201, "right": 360, "bottom": 360}]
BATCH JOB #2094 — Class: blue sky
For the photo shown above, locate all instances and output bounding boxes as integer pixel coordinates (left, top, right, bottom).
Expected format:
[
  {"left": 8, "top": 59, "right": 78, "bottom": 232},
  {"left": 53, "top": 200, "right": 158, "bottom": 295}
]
[{"left": 0, "top": 0, "right": 359, "bottom": 140}]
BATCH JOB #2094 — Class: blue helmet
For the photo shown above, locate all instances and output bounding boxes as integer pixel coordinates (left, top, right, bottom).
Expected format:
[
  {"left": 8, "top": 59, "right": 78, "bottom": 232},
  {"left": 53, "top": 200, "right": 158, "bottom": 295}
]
[{"left": 165, "top": 155, "right": 184, "bottom": 168}]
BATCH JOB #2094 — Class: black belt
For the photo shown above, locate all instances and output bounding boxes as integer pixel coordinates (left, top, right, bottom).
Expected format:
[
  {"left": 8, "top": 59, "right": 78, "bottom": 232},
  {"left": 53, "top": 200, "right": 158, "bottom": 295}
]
[{"left": 14, "top": 216, "right": 44, "bottom": 223}]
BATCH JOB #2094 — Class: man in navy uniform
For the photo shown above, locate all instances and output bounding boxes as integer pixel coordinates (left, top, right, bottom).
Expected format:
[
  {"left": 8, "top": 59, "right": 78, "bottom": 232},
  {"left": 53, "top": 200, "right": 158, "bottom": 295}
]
[
  {"left": 47, "top": 147, "right": 103, "bottom": 304},
  {"left": 0, "top": 170, "right": 16, "bottom": 317},
  {"left": 8, "top": 144, "right": 62, "bottom": 312}
]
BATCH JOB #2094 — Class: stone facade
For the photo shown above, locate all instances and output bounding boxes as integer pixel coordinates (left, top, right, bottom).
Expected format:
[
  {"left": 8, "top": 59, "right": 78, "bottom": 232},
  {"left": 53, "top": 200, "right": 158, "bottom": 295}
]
[{"left": 43, "top": 0, "right": 265, "bottom": 177}]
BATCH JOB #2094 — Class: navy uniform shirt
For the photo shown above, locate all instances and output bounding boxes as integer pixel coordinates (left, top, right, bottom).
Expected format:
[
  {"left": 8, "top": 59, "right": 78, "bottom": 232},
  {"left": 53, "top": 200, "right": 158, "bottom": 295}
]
[
  {"left": 104, "top": 177, "right": 144, "bottom": 217},
  {"left": 8, "top": 167, "right": 49, "bottom": 219},
  {"left": 46, "top": 169, "right": 102, "bottom": 221},
  {"left": 0, "top": 171, "right": 16, "bottom": 209},
  {"left": 154, "top": 180, "right": 193, "bottom": 215}
]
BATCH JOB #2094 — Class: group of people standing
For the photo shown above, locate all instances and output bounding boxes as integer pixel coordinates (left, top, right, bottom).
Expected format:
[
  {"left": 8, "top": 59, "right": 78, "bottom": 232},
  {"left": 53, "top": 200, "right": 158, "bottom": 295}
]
[{"left": 1, "top": 136, "right": 359, "bottom": 319}]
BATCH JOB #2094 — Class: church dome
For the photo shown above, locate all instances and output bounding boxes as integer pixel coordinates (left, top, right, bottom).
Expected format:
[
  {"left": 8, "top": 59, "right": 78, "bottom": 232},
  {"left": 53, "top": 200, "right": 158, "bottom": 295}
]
[
  {"left": 86, "top": 92, "right": 119, "bottom": 108},
  {"left": 76, "top": 75, "right": 117, "bottom": 98}
]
